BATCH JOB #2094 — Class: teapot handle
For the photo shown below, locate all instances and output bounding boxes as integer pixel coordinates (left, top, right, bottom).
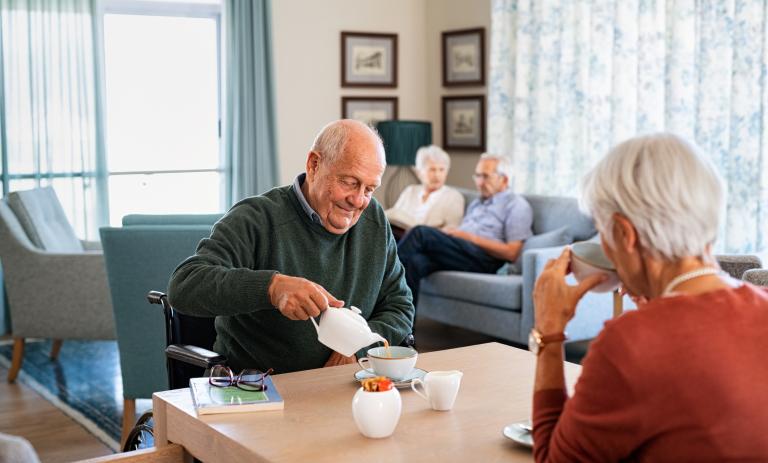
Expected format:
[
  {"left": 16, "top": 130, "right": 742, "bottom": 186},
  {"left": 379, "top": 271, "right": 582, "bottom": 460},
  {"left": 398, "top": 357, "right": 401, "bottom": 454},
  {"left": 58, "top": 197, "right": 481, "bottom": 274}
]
[{"left": 309, "top": 316, "right": 320, "bottom": 334}]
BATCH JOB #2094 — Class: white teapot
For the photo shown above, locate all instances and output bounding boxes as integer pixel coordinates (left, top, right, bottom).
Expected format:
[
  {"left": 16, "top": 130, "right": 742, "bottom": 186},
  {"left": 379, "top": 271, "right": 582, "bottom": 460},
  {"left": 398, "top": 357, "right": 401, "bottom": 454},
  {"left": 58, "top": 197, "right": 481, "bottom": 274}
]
[{"left": 310, "top": 306, "right": 387, "bottom": 357}]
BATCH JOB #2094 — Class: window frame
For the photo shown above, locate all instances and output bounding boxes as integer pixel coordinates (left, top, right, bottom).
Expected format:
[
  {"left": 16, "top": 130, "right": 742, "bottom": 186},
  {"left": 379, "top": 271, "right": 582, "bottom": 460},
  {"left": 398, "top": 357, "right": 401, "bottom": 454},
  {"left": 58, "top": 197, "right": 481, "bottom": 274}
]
[{"left": 102, "top": 0, "right": 225, "bottom": 211}]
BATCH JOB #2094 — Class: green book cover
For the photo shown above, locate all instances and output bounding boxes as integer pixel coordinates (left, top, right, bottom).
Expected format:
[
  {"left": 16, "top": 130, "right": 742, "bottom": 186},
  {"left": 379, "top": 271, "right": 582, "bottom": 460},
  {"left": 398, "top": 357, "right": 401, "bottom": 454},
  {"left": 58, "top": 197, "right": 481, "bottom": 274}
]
[{"left": 189, "top": 376, "right": 284, "bottom": 415}]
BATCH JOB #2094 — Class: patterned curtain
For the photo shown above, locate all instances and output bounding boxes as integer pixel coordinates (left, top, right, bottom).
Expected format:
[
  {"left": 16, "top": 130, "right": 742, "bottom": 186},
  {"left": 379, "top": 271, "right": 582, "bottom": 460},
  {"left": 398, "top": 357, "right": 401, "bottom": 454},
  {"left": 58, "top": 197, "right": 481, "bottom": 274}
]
[{"left": 488, "top": 0, "right": 768, "bottom": 255}]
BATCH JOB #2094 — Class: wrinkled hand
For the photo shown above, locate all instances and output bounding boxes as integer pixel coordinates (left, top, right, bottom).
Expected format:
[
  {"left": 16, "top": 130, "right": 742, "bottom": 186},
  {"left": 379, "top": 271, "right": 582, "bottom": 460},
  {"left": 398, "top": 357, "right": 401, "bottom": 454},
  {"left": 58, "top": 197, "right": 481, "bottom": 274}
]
[
  {"left": 268, "top": 274, "right": 344, "bottom": 321},
  {"left": 324, "top": 351, "right": 357, "bottom": 367},
  {"left": 533, "top": 247, "right": 607, "bottom": 333}
]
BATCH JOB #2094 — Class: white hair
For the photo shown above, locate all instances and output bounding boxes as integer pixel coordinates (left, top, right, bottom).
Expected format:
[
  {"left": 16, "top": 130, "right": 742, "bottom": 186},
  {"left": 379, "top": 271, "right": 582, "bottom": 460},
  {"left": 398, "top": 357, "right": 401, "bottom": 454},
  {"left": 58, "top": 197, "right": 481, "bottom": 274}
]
[
  {"left": 415, "top": 145, "right": 451, "bottom": 171},
  {"left": 310, "top": 120, "right": 384, "bottom": 166},
  {"left": 580, "top": 133, "right": 725, "bottom": 261},
  {"left": 479, "top": 153, "right": 513, "bottom": 180}
]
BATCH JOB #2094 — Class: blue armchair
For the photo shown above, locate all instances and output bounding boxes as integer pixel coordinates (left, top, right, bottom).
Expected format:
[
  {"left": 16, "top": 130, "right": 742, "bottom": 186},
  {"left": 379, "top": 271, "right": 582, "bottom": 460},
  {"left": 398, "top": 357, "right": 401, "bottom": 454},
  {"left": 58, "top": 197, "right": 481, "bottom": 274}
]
[{"left": 99, "top": 213, "right": 222, "bottom": 445}]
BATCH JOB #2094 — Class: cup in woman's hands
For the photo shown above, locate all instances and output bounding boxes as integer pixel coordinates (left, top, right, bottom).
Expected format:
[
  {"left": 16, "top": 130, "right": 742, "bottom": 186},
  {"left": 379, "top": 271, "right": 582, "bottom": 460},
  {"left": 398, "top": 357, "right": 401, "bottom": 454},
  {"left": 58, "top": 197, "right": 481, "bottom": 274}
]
[{"left": 570, "top": 241, "right": 620, "bottom": 293}]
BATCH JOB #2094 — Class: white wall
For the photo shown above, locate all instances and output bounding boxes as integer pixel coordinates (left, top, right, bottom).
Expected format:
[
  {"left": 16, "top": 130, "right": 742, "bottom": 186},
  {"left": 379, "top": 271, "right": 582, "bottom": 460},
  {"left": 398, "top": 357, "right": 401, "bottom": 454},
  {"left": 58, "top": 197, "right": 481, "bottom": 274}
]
[
  {"left": 426, "top": 0, "right": 491, "bottom": 189},
  {"left": 271, "top": 0, "right": 429, "bottom": 186},
  {"left": 271, "top": 0, "right": 491, "bottom": 192}
]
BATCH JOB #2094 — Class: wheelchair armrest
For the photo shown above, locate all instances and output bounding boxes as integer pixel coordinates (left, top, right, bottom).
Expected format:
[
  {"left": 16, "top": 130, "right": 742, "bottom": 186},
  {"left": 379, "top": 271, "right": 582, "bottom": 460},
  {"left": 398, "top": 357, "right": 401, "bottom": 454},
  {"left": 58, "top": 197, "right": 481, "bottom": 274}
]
[{"left": 165, "top": 344, "right": 227, "bottom": 369}]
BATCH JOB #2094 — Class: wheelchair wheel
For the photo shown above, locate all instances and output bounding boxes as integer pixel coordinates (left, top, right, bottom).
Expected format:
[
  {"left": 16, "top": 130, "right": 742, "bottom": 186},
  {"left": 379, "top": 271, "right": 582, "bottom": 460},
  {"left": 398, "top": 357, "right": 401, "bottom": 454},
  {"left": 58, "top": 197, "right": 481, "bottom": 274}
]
[{"left": 122, "top": 410, "right": 154, "bottom": 452}]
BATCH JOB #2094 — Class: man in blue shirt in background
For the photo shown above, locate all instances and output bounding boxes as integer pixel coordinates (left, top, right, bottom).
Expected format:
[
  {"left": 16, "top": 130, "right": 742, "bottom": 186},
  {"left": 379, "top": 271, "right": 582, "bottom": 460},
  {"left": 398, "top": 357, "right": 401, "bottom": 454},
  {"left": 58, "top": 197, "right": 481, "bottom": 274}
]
[{"left": 397, "top": 154, "right": 533, "bottom": 306}]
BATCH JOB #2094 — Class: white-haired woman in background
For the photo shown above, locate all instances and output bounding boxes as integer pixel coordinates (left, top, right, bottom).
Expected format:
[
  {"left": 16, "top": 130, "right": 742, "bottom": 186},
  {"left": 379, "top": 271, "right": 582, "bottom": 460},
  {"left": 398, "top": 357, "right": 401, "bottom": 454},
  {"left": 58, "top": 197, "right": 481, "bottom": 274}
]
[
  {"left": 385, "top": 145, "right": 464, "bottom": 239},
  {"left": 531, "top": 133, "right": 768, "bottom": 461}
]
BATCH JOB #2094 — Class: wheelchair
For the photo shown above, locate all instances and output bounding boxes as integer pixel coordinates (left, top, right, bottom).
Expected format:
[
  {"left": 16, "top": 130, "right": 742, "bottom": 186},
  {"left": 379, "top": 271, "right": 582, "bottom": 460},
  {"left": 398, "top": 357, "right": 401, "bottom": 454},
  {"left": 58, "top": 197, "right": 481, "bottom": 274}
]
[{"left": 122, "top": 291, "right": 224, "bottom": 452}]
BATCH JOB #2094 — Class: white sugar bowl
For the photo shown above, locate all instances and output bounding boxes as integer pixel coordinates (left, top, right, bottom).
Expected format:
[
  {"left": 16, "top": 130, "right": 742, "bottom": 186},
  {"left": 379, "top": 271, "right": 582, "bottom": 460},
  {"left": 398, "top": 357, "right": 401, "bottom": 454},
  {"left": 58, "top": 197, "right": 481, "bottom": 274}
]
[{"left": 351, "top": 387, "right": 402, "bottom": 438}]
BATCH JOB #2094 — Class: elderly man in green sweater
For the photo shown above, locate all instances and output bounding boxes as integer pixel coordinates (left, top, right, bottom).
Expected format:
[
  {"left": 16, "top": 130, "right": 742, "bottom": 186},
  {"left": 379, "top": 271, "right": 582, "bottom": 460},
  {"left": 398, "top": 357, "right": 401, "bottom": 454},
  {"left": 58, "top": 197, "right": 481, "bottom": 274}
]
[{"left": 168, "top": 120, "right": 414, "bottom": 374}]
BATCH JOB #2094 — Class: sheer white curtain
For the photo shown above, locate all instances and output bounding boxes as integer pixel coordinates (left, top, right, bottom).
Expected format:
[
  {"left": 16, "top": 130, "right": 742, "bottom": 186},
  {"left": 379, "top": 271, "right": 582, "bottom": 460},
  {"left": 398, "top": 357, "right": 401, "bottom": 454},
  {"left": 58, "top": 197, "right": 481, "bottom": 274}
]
[
  {"left": 489, "top": 0, "right": 768, "bottom": 255},
  {"left": 0, "top": 0, "right": 108, "bottom": 239}
]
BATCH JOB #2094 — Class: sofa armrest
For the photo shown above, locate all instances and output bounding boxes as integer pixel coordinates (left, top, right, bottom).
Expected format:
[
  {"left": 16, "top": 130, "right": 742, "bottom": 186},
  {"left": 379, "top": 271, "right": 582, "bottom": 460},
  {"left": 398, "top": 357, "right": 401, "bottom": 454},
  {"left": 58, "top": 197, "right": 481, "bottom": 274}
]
[{"left": 521, "top": 245, "right": 632, "bottom": 343}]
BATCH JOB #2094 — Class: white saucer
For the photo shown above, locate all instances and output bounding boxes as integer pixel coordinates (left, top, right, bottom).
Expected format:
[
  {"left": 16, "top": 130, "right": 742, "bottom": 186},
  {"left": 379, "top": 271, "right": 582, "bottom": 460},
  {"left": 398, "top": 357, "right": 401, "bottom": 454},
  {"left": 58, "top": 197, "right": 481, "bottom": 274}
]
[
  {"left": 502, "top": 420, "right": 533, "bottom": 448},
  {"left": 353, "top": 368, "right": 427, "bottom": 389}
]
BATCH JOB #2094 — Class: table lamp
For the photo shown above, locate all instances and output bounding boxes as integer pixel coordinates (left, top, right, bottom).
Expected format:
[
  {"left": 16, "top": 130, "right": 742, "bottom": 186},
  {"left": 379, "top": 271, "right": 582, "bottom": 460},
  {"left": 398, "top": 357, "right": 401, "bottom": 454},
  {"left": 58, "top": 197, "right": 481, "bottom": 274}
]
[{"left": 375, "top": 120, "right": 432, "bottom": 207}]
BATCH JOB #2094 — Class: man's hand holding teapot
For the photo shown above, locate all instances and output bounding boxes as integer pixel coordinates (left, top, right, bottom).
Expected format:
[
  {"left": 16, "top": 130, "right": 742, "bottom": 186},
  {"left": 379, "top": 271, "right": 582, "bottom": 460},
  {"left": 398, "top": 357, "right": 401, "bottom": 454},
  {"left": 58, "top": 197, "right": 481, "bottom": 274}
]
[{"left": 268, "top": 274, "right": 344, "bottom": 320}]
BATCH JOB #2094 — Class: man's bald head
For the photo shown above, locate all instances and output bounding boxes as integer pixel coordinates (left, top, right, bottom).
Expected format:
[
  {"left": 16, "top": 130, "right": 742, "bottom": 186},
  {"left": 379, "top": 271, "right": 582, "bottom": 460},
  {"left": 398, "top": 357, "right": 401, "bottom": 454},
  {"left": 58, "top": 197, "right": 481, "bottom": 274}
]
[{"left": 310, "top": 119, "right": 386, "bottom": 168}]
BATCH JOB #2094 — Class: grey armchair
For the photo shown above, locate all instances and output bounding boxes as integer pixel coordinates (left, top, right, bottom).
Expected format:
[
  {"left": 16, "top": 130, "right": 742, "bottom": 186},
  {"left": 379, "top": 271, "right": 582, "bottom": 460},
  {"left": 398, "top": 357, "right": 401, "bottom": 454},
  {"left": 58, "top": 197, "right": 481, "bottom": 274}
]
[
  {"left": 0, "top": 187, "right": 115, "bottom": 382},
  {"left": 715, "top": 254, "right": 767, "bottom": 287},
  {"left": 743, "top": 269, "right": 768, "bottom": 286}
]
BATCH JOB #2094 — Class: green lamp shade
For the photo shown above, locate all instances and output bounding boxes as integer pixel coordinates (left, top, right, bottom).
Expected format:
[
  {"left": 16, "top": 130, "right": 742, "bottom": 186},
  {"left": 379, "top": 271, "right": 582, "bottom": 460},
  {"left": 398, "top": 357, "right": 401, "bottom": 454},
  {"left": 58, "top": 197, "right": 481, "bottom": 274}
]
[{"left": 376, "top": 120, "right": 432, "bottom": 166}]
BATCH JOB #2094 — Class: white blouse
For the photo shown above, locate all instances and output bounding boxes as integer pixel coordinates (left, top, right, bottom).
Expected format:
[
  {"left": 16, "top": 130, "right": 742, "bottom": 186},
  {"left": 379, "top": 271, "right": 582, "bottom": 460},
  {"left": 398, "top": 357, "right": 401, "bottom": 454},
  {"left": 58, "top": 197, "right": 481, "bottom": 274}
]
[{"left": 385, "top": 185, "right": 465, "bottom": 229}]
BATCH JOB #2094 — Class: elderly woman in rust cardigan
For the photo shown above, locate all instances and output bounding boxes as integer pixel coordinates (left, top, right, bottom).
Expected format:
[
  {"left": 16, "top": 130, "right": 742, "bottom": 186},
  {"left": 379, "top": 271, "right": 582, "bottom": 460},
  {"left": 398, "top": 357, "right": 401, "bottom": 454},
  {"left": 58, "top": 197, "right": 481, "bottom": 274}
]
[{"left": 530, "top": 133, "right": 768, "bottom": 461}]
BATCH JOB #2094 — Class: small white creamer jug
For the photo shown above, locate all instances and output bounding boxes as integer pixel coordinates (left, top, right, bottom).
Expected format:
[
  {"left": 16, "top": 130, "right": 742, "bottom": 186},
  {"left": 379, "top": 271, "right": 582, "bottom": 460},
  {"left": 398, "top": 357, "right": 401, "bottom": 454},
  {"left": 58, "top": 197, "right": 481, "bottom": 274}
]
[{"left": 310, "top": 306, "right": 387, "bottom": 357}]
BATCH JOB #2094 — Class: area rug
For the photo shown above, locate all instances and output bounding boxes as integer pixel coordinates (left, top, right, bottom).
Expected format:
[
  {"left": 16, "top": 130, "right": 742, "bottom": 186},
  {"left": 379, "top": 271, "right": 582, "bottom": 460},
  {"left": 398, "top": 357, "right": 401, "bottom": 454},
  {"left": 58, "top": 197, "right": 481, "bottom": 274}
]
[{"left": 0, "top": 339, "right": 150, "bottom": 451}]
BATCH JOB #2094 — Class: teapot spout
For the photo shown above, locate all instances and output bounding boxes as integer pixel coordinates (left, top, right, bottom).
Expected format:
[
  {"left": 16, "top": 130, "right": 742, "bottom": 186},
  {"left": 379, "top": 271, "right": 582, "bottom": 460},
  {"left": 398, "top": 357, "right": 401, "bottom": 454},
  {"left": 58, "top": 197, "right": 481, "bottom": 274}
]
[{"left": 370, "top": 333, "right": 387, "bottom": 346}]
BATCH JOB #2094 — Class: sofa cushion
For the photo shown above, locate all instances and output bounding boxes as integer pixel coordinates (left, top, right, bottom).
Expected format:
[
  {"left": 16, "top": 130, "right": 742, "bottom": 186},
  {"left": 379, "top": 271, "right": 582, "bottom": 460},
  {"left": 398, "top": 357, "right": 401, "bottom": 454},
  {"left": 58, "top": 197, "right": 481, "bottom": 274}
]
[
  {"left": 523, "top": 194, "right": 596, "bottom": 240},
  {"left": 505, "top": 226, "right": 573, "bottom": 274},
  {"left": 454, "top": 188, "right": 595, "bottom": 242},
  {"left": 420, "top": 271, "right": 523, "bottom": 312},
  {"left": 7, "top": 187, "right": 83, "bottom": 252}
]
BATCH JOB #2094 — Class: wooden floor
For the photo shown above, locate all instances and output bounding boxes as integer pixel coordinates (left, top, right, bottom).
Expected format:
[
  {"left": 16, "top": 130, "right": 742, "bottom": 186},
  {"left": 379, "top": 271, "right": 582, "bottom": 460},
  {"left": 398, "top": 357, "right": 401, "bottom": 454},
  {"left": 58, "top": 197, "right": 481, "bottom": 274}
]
[
  {"left": 0, "top": 319, "right": 586, "bottom": 462},
  {"left": 0, "top": 363, "right": 113, "bottom": 462}
]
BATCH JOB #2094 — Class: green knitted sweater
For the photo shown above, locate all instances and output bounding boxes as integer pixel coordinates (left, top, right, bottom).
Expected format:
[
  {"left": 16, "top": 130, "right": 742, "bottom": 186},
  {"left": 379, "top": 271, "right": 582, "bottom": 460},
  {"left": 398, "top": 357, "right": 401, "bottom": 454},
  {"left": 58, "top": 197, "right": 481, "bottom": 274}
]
[{"left": 168, "top": 184, "right": 414, "bottom": 373}]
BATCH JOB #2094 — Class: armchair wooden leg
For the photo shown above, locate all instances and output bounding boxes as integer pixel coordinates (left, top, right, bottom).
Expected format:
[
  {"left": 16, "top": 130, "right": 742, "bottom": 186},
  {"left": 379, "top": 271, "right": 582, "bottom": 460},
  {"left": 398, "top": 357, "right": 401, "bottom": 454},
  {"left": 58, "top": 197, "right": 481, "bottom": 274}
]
[
  {"left": 121, "top": 397, "right": 136, "bottom": 449},
  {"left": 8, "top": 338, "right": 24, "bottom": 383},
  {"left": 50, "top": 339, "right": 63, "bottom": 360}
]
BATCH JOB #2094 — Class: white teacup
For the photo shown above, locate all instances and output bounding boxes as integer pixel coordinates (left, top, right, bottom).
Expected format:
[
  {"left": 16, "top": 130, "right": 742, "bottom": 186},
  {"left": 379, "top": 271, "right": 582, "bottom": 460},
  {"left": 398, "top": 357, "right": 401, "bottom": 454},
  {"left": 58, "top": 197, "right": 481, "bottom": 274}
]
[
  {"left": 570, "top": 241, "right": 620, "bottom": 293},
  {"left": 357, "top": 346, "right": 418, "bottom": 381},
  {"left": 411, "top": 370, "right": 463, "bottom": 411}
]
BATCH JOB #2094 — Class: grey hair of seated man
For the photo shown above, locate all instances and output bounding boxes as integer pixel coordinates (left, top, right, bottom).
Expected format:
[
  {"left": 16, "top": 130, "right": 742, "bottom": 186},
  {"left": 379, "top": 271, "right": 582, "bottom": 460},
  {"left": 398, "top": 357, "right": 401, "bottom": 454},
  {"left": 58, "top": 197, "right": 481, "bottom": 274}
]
[
  {"left": 479, "top": 153, "right": 513, "bottom": 180},
  {"left": 310, "top": 119, "right": 385, "bottom": 166},
  {"left": 580, "top": 133, "right": 725, "bottom": 261},
  {"left": 415, "top": 145, "right": 451, "bottom": 171}
]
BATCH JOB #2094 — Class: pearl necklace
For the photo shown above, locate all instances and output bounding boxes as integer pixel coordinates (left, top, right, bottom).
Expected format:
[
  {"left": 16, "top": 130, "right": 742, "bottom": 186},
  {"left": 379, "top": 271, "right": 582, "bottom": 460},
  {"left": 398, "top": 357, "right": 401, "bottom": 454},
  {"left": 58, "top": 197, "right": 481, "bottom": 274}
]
[{"left": 661, "top": 267, "right": 720, "bottom": 296}]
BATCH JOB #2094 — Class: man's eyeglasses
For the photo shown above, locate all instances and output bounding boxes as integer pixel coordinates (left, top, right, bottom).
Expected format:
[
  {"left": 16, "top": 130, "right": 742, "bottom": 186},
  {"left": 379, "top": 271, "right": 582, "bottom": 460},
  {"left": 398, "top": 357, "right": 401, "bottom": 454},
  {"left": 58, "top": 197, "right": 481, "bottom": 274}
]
[
  {"left": 208, "top": 365, "right": 274, "bottom": 391},
  {"left": 472, "top": 172, "right": 498, "bottom": 181}
]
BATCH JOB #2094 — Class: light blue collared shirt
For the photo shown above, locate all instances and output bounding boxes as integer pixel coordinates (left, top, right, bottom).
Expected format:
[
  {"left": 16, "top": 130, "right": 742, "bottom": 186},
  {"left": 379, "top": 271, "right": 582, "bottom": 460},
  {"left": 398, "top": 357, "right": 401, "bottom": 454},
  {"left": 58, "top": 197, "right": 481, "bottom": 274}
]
[
  {"left": 459, "top": 190, "right": 533, "bottom": 243},
  {"left": 292, "top": 173, "right": 323, "bottom": 225}
]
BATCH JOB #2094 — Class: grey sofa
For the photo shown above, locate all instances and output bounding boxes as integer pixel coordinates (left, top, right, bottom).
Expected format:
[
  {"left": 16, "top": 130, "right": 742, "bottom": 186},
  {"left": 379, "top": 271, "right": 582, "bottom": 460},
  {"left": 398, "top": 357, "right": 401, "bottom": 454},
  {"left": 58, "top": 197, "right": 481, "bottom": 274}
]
[{"left": 417, "top": 188, "right": 623, "bottom": 345}]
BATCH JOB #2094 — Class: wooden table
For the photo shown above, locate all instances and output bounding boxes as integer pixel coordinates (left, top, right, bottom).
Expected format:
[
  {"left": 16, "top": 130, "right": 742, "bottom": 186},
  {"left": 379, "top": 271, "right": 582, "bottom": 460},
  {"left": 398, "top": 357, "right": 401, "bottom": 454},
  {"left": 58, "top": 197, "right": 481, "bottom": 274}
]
[{"left": 152, "top": 342, "right": 581, "bottom": 463}]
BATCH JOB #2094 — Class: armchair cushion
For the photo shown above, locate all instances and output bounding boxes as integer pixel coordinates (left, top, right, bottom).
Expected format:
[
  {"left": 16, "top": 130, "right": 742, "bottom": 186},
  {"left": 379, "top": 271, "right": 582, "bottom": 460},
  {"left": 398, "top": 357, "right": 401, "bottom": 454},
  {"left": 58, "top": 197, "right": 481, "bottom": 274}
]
[{"left": 7, "top": 187, "right": 82, "bottom": 252}]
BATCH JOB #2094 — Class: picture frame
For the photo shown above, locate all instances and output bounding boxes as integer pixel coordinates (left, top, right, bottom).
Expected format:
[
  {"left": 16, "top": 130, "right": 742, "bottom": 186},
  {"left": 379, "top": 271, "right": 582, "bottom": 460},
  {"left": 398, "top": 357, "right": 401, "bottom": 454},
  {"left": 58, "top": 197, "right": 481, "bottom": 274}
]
[
  {"left": 341, "top": 97, "right": 398, "bottom": 127},
  {"left": 341, "top": 31, "right": 398, "bottom": 88},
  {"left": 442, "top": 27, "right": 485, "bottom": 87},
  {"left": 442, "top": 95, "right": 485, "bottom": 151}
]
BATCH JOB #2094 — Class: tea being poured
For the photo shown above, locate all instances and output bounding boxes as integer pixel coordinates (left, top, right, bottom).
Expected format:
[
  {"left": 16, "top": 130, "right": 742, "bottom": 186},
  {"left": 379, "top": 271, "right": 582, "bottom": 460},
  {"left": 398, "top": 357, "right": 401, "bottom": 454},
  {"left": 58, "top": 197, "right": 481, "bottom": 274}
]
[{"left": 310, "top": 305, "right": 387, "bottom": 357}]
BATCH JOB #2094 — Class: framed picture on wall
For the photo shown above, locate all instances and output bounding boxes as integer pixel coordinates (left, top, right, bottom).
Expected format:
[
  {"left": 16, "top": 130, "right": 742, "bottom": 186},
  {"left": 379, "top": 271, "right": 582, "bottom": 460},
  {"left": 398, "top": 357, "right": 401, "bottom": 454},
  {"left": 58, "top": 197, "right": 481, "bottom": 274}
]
[
  {"left": 442, "top": 27, "right": 485, "bottom": 86},
  {"left": 342, "top": 97, "right": 398, "bottom": 127},
  {"left": 443, "top": 95, "right": 485, "bottom": 151},
  {"left": 341, "top": 32, "right": 398, "bottom": 87}
]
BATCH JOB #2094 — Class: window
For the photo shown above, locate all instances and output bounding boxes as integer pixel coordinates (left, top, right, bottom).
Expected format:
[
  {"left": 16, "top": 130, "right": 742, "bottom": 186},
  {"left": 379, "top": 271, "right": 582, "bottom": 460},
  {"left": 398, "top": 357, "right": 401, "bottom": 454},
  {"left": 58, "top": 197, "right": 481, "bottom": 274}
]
[{"left": 103, "top": 0, "right": 223, "bottom": 225}]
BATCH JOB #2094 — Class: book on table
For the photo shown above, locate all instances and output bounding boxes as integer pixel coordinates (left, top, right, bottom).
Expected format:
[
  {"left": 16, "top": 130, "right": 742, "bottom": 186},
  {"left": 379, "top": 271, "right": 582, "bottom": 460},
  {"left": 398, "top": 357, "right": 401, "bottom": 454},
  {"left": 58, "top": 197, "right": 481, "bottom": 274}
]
[{"left": 189, "top": 376, "right": 284, "bottom": 415}]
